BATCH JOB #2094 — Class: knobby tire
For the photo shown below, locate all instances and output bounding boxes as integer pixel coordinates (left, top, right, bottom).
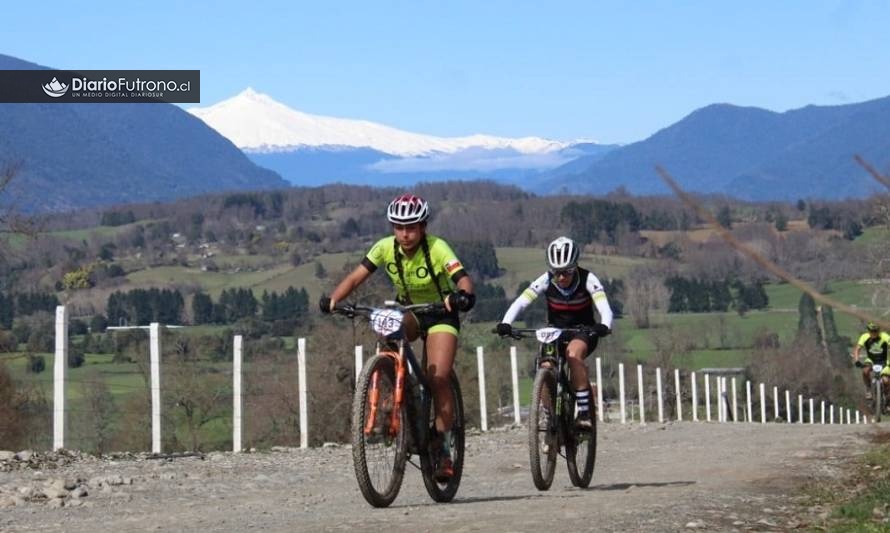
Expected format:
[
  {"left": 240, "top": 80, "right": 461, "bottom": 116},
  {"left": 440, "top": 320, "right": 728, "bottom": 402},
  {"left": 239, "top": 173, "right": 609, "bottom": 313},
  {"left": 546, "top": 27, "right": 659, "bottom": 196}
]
[
  {"left": 420, "top": 372, "right": 465, "bottom": 502},
  {"left": 351, "top": 355, "right": 407, "bottom": 507},
  {"left": 528, "top": 368, "right": 557, "bottom": 491}
]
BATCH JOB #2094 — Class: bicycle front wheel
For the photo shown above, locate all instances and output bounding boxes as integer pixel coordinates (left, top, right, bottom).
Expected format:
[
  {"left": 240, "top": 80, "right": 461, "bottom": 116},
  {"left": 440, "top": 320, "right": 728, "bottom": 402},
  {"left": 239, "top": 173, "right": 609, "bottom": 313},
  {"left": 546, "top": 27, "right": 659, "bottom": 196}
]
[
  {"left": 420, "top": 372, "right": 465, "bottom": 502},
  {"left": 352, "top": 354, "right": 408, "bottom": 507},
  {"left": 565, "top": 390, "right": 596, "bottom": 488},
  {"left": 528, "top": 368, "right": 557, "bottom": 491},
  {"left": 874, "top": 379, "right": 883, "bottom": 423}
]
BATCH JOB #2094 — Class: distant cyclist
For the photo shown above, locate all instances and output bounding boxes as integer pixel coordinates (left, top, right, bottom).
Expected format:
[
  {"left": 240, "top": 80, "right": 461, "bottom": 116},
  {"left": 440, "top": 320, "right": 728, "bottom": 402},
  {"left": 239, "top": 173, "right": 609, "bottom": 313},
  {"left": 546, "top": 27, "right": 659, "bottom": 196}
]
[
  {"left": 852, "top": 321, "right": 890, "bottom": 400},
  {"left": 495, "top": 236, "right": 613, "bottom": 429},
  {"left": 319, "top": 193, "right": 475, "bottom": 481}
]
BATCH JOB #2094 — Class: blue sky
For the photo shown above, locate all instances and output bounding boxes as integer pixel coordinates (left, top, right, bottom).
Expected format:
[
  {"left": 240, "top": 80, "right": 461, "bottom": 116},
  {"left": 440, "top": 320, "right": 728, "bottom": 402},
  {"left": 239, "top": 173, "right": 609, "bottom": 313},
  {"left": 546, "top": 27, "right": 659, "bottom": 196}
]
[{"left": 4, "top": 1, "right": 889, "bottom": 143}]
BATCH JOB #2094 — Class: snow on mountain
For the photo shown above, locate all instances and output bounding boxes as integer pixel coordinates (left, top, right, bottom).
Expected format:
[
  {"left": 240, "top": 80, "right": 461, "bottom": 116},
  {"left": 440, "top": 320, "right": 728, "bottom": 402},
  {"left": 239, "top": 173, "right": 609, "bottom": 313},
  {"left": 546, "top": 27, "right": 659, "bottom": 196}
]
[{"left": 188, "top": 88, "right": 574, "bottom": 157}]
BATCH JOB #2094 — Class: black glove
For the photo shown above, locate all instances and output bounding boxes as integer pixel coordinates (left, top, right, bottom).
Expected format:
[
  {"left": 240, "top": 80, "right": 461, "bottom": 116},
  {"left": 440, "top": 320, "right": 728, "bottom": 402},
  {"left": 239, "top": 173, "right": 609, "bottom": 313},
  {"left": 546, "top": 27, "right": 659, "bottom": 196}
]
[
  {"left": 319, "top": 296, "right": 332, "bottom": 314},
  {"left": 854, "top": 359, "right": 864, "bottom": 368},
  {"left": 448, "top": 290, "right": 475, "bottom": 312},
  {"left": 495, "top": 323, "right": 513, "bottom": 337},
  {"left": 592, "top": 323, "right": 611, "bottom": 337}
]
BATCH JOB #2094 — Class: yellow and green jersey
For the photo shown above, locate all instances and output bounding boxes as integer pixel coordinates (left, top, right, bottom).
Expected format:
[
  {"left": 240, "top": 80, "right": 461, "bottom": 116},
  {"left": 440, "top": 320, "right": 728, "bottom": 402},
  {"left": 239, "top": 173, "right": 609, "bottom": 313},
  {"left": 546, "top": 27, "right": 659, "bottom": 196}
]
[
  {"left": 360, "top": 234, "right": 466, "bottom": 304},
  {"left": 858, "top": 331, "right": 890, "bottom": 363}
]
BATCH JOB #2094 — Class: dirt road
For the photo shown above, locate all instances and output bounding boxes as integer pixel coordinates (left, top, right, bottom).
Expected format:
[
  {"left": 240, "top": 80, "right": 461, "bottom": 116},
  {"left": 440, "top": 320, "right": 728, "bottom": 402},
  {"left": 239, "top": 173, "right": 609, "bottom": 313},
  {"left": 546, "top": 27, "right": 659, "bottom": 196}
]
[{"left": 0, "top": 422, "right": 875, "bottom": 532}]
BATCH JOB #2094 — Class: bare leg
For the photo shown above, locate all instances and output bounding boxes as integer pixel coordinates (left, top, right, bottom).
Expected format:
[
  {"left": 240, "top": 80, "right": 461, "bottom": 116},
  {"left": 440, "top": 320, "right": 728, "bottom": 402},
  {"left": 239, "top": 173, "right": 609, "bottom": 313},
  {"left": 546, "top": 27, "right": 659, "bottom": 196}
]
[
  {"left": 425, "top": 332, "right": 456, "bottom": 433},
  {"left": 566, "top": 338, "right": 591, "bottom": 392}
]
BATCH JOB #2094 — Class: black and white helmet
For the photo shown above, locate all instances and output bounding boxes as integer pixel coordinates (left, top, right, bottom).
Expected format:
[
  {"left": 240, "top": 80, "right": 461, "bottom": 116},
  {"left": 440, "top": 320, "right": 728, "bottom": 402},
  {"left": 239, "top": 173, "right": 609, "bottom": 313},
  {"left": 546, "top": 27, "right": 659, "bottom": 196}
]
[
  {"left": 386, "top": 193, "right": 430, "bottom": 224},
  {"left": 546, "top": 236, "right": 579, "bottom": 270}
]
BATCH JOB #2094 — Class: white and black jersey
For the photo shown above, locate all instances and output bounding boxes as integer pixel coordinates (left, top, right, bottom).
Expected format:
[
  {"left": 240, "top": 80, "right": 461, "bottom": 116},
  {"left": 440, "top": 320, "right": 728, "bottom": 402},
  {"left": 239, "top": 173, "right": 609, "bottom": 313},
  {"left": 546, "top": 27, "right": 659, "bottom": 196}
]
[{"left": 501, "top": 267, "right": 614, "bottom": 329}]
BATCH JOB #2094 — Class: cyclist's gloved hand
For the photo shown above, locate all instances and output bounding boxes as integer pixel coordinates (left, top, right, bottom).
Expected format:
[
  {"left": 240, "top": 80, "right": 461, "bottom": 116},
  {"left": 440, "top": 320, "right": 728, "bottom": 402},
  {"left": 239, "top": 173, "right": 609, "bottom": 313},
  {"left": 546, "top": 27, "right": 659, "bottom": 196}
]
[
  {"left": 854, "top": 359, "right": 864, "bottom": 368},
  {"left": 495, "top": 323, "right": 513, "bottom": 337},
  {"left": 592, "top": 324, "right": 611, "bottom": 337},
  {"left": 319, "top": 296, "right": 332, "bottom": 314},
  {"left": 448, "top": 290, "right": 475, "bottom": 312}
]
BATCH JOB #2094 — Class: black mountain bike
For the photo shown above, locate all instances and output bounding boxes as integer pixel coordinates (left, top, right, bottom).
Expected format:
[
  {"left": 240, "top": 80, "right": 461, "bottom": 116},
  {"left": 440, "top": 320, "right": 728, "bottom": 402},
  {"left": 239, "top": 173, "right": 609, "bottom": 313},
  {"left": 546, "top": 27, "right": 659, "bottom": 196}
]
[
  {"left": 331, "top": 301, "right": 465, "bottom": 507},
  {"left": 504, "top": 326, "right": 597, "bottom": 490}
]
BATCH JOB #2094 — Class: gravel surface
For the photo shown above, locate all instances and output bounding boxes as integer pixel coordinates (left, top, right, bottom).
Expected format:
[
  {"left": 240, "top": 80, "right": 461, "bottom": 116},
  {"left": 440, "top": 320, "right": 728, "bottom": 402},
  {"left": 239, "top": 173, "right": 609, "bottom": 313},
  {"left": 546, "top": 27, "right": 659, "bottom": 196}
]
[{"left": 0, "top": 422, "right": 876, "bottom": 532}]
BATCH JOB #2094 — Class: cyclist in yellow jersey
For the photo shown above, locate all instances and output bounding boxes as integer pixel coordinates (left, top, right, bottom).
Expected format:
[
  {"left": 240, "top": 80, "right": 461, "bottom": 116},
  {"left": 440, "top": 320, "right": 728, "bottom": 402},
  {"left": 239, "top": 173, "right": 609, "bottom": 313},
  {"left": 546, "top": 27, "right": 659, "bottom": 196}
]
[
  {"left": 320, "top": 193, "right": 475, "bottom": 480},
  {"left": 851, "top": 321, "right": 890, "bottom": 400}
]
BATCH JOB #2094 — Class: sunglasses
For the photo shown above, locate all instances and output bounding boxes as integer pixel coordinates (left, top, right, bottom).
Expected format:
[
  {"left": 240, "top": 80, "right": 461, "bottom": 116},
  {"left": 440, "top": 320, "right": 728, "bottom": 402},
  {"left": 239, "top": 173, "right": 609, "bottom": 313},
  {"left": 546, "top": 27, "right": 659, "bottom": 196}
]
[{"left": 551, "top": 268, "right": 576, "bottom": 278}]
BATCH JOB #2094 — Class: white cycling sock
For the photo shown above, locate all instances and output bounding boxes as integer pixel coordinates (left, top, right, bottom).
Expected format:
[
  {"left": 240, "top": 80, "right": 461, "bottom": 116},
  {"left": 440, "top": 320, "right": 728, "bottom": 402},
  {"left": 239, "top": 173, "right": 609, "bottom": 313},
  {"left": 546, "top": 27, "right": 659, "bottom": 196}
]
[{"left": 576, "top": 389, "right": 591, "bottom": 413}]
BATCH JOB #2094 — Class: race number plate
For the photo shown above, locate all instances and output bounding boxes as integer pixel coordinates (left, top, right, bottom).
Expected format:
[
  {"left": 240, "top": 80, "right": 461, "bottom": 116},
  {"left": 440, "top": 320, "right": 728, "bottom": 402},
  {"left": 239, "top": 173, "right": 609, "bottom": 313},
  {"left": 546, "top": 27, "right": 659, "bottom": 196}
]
[
  {"left": 536, "top": 327, "right": 563, "bottom": 344},
  {"left": 370, "top": 309, "right": 404, "bottom": 336}
]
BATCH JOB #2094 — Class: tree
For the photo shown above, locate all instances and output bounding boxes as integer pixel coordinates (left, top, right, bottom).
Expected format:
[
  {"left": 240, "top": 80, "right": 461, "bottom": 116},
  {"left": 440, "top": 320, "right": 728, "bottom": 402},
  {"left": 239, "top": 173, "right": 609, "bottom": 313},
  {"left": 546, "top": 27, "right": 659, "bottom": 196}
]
[
  {"left": 28, "top": 354, "right": 46, "bottom": 373},
  {"left": 314, "top": 261, "right": 327, "bottom": 279},
  {"left": 797, "top": 293, "right": 821, "bottom": 342},
  {"left": 192, "top": 292, "right": 213, "bottom": 325},
  {"left": 90, "top": 314, "right": 108, "bottom": 333},
  {"left": 716, "top": 205, "right": 732, "bottom": 229},
  {"left": 0, "top": 293, "right": 12, "bottom": 329},
  {"left": 452, "top": 240, "right": 501, "bottom": 279}
]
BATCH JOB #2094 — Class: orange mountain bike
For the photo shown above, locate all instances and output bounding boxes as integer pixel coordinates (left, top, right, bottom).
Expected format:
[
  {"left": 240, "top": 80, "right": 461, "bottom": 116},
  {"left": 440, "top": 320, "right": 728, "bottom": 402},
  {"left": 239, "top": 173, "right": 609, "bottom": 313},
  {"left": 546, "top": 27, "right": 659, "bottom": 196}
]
[{"left": 332, "top": 301, "right": 465, "bottom": 507}]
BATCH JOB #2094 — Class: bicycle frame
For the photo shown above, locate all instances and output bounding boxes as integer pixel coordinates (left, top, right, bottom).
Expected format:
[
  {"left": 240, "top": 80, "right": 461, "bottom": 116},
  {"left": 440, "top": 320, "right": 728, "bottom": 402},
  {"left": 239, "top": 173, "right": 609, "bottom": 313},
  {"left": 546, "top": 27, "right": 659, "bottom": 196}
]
[
  {"left": 537, "top": 338, "right": 573, "bottom": 438},
  {"left": 366, "top": 330, "right": 428, "bottom": 440},
  {"left": 335, "top": 302, "right": 436, "bottom": 445}
]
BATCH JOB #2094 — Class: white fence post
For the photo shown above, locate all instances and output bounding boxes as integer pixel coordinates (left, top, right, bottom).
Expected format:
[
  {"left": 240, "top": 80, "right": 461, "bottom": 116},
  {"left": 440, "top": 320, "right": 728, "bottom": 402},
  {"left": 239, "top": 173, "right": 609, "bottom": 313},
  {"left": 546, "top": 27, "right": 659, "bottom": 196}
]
[
  {"left": 773, "top": 386, "right": 779, "bottom": 421},
  {"left": 704, "top": 373, "right": 711, "bottom": 422},
  {"left": 477, "top": 346, "right": 488, "bottom": 432},
  {"left": 298, "top": 337, "right": 308, "bottom": 448},
  {"left": 785, "top": 390, "right": 792, "bottom": 423},
  {"left": 847, "top": 409, "right": 851, "bottom": 425},
  {"left": 510, "top": 346, "right": 520, "bottom": 426},
  {"left": 656, "top": 368, "right": 664, "bottom": 423},
  {"left": 674, "top": 368, "right": 682, "bottom": 421},
  {"left": 856, "top": 411, "right": 861, "bottom": 424},
  {"left": 619, "top": 363, "right": 626, "bottom": 424},
  {"left": 745, "top": 381, "right": 752, "bottom": 423},
  {"left": 809, "top": 398, "right": 814, "bottom": 424},
  {"left": 596, "top": 357, "right": 604, "bottom": 423},
  {"left": 759, "top": 383, "right": 766, "bottom": 423},
  {"left": 821, "top": 401, "right": 825, "bottom": 425},
  {"left": 355, "top": 345, "right": 363, "bottom": 383},
  {"left": 637, "top": 364, "right": 645, "bottom": 425},
  {"left": 233, "top": 335, "right": 243, "bottom": 453},
  {"left": 716, "top": 377, "right": 723, "bottom": 423},
  {"left": 691, "top": 371, "right": 698, "bottom": 422},
  {"left": 830, "top": 404, "right": 834, "bottom": 424},
  {"left": 798, "top": 395, "right": 804, "bottom": 425},
  {"left": 150, "top": 322, "right": 162, "bottom": 454},
  {"left": 731, "top": 378, "right": 737, "bottom": 422},
  {"left": 53, "top": 305, "right": 68, "bottom": 451}
]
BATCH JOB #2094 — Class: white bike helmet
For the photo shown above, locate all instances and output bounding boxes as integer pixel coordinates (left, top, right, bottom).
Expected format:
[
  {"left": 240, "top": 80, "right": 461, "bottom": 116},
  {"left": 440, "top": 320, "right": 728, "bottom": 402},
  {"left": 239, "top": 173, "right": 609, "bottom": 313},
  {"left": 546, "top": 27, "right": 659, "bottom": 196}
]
[
  {"left": 386, "top": 194, "right": 430, "bottom": 224},
  {"left": 547, "top": 236, "right": 579, "bottom": 270}
]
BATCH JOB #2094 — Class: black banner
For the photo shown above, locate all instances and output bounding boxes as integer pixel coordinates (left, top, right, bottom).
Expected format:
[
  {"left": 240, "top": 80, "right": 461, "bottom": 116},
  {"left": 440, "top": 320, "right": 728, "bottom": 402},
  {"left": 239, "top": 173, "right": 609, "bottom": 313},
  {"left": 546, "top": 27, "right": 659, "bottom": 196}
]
[{"left": 0, "top": 70, "right": 200, "bottom": 103}]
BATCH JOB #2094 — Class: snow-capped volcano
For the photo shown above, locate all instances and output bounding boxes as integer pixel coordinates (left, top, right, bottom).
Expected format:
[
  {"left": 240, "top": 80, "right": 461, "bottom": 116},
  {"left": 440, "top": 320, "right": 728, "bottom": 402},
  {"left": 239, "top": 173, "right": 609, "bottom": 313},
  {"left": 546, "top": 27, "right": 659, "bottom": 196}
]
[{"left": 188, "top": 88, "right": 573, "bottom": 156}]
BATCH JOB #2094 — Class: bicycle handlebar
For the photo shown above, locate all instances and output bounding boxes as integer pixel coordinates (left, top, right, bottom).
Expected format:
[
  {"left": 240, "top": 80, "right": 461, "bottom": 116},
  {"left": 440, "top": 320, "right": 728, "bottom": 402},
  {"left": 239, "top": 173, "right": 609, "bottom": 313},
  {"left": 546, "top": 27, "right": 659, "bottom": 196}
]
[
  {"left": 333, "top": 300, "right": 448, "bottom": 319},
  {"left": 492, "top": 325, "right": 597, "bottom": 341}
]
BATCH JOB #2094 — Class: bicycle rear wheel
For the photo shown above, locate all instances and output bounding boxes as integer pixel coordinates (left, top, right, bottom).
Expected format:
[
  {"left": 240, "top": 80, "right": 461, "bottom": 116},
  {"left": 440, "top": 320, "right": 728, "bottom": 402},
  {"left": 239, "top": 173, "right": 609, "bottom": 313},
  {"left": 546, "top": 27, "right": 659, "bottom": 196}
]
[
  {"left": 528, "top": 368, "right": 557, "bottom": 491},
  {"left": 352, "top": 354, "right": 407, "bottom": 507},
  {"left": 420, "top": 372, "right": 465, "bottom": 502},
  {"left": 565, "top": 389, "right": 596, "bottom": 488}
]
